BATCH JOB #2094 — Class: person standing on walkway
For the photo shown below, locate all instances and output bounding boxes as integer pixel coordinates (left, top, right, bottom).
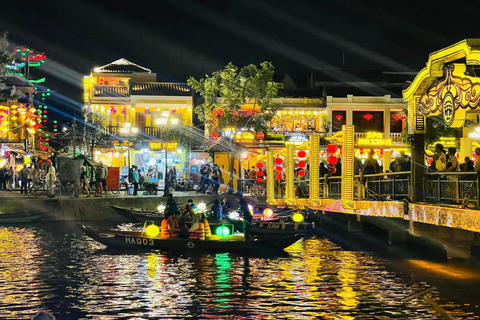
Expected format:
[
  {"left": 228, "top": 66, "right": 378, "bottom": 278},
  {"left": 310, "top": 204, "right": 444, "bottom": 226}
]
[
  {"left": 6, "top": 166, "right": 14, "bottom": 191},
  {"left": 132, "top": 165, "right": 139, "bottom": 196},
  {"left": 94, "top": 162, "right": 105, "bottom": 197},
  {"left": 80, "top": 166, "right": 90, "bottom": 197},
  {"left": 0, "top": 166, "right": 5, "bottom": 191},
  {"left": 103, "top": 164, "right": 109, "bottom": 196},
  {"left": 46, "top": 161, "right": 56, "bottom": 197},
  {"left": 20, "top": 165, "right": 29, "bottom": 194}
]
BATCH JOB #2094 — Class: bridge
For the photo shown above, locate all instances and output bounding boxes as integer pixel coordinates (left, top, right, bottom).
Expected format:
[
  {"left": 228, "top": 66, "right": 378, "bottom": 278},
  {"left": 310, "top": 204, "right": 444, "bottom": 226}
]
[{"left": 250, "top": 39, "right": 480, "bottom": 258}]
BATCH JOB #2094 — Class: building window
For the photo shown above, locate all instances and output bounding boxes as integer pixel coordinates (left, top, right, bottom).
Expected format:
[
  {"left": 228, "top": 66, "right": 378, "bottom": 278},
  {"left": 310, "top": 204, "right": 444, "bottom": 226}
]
[
  {"left": 332, "top": 111, "right": 346, "bottom": 132},
  {"left": 390, "top": 111, "right": 403, "bottom": 133},
  {"left": 353, "top": 111, "right": 384, "bottom": 132}
]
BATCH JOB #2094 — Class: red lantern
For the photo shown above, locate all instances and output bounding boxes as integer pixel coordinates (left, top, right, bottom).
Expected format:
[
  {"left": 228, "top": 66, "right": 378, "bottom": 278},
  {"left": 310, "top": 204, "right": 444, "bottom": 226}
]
[
  {"left": 327, "top": 143, "right": 338, "bottom": 154},
  {"left": 298, "top": 170, "right": 305, "bottom": 177},
  {"left": 275, "top": 166, "right": 283, "bottom": 172},
  {"left": 275, "top": 158, "right": 283, "bottom": 165},
  {"left": 218, "top": 109, "right": 224, "bottom": 116},
  {"left": 211, "top": 132, "right": 219, "bottom": 139},
  {"left": 257, "top": 178, "right": 263, "bottom": 183},
  {"left": 298, "top": 161, "right": 306, "bottom": 168},
  {"left": 297, "top": 150, "right": 306, "bottom": 158},
  {"left": 256, "top": 171, "right": 264, "bottom": 177},
  {"left": 328, "top": 156, "right": 337, "bottom": 165},
  {"left": 256, "top": 162, "right": 264, "bottom": 169},
  {"left": 276, "top": 174, "right": 283, "bottom": 180},
  {"left": 257, "top": 132, "right": 265, "bottom": 140}
]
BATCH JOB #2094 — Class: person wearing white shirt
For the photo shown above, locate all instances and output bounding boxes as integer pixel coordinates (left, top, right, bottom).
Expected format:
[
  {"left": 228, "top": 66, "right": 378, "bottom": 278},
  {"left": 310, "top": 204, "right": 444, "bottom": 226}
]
[{"left": 47, "top": 162, "right": 56, "bottom": 197}]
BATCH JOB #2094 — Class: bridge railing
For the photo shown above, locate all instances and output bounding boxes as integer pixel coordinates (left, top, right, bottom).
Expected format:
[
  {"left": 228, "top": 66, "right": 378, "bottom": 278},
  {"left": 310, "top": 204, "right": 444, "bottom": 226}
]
[
  {"left": 319, "top": 171, "right": 411, "bottom": 200},
  {"left": 424, "top": 171, "right": 478, "bottom": 205}
]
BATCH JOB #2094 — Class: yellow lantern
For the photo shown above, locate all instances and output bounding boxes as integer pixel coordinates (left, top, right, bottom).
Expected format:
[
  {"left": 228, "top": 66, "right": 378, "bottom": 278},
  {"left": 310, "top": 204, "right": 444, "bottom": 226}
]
[
  {"left": 145, "top": 224, "right": 160, "bottom": 237},
  {"left": 292, "top": 213, "right": 304, "bottom": 223},
  {"left": 263, "top": 208, "right": 274, "bottom": 218}
]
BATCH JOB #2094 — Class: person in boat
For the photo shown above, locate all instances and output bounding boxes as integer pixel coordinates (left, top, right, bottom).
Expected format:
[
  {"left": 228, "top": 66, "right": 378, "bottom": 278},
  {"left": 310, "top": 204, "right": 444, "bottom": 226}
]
[
  {"left": 166, "top": 193, "right": 179, "bottom": 215},
  {"left": 209, "top": 198, "right": 223, "bottom": 222},
  {"left": 239, "top": 198, "right": 253, "bottom": 239},
  {"left": 189, "top": 210, "right": 206, "bottom": 240},
  {"left": 222, "top": 197, "right": 231, "bottom": 215},
  {"left": 160, "top": 211, "right": 180, "bottom": 239},
  {"left": 179, "top": 199, "right": 196, "bottom": 222}
]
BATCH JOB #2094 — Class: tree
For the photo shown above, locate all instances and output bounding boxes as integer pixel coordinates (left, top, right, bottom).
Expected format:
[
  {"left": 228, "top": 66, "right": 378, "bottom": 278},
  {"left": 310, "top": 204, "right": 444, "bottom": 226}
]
[
  {"left": 188, "top": 61, "right": 283, "bottom": 193},
  {"left": 84, "top": 111, "right": 109, "bottom": 156}
]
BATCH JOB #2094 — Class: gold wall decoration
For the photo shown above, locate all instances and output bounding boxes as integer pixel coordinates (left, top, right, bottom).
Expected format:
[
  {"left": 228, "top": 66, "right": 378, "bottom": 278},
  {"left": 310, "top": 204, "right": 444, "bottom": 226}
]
[
  {"left": 341, "top": 125, "right": 355, "bottom": 209},
  {"left": 418, "top": 64, "right": 480, "bottom": 127},
  {"left": 309, "top": 134, "right": 320, "bottom": 204}
]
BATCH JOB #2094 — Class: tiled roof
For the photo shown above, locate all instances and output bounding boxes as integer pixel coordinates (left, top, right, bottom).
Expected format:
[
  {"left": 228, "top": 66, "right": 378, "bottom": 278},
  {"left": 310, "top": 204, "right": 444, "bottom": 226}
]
[
  {"left": 94, "top": 58, "right": 151, "bottom": 74},
  {"left": 131, "top": 82, "right": 192, "bottom": 96}
]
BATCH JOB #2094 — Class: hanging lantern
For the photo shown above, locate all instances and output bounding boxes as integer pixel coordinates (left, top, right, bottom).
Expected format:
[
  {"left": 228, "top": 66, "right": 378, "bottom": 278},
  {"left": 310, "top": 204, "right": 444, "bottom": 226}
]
[
  {"left": 275, "top": 158, "right": 283, "bottom": 165},
  {"left": 256, "top": 171, "right": 264, "bottom": 177},
  {"left": 298, "top": 161, "right": 306, "bottom": 168},
  {"left": 258, "top": 132, "right": 265, "bottom": 140},
  {"left": 276, "top": 174, "right": 283, "bottom": 180},
  {"left": 328, "top": 156, "right": 337, "bottom": 165},
  {"left": 297, "top": 150, "right": 306, "bottom": 158},
  {"left": 275, "top": 166, "right": 283, "bottom": 172},
  {"left": 256, "top": 162, "right": 264, "bottom": 169},
  {"left": 298, "top": 170, "right": 305, "bottom": 177},
  {"left": 327, "top": 143, "right": 338, "bottom": 154},
  {"left": 218, "top": 109, "right": 224, "bottom": 116},
  {"left": 257, "top": 178, "right": 263, "bottom": 183},
  {"left": 211, "top": 132, "right": 219, "bottom": 139}
]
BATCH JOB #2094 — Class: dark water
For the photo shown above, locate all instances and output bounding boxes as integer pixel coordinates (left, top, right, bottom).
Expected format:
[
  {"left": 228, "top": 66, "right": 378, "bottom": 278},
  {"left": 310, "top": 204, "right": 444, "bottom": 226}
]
[{"left": 0, "top": 222, "right": 479, "bottom": 319}]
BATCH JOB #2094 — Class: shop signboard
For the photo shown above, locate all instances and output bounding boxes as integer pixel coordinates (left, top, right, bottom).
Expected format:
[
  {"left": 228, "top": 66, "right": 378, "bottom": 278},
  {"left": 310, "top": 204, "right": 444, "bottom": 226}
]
[
  {"left": 357, "top": 132, "right": 393, "bottom": 147},
  {"left": 234, "top": 131, "right": 256, "bottom": 144},
  {"left": 112, "top": 140, "right": 134, "bottom": 149},
  {"left": 106, "top": 167, "right": 120, "bottom": 190},
  {"left": 149, "top": 142, "right": 178, "bottom": 151},
  {"left": 285, "top": 133, "right": 309, "bottom": 145}
]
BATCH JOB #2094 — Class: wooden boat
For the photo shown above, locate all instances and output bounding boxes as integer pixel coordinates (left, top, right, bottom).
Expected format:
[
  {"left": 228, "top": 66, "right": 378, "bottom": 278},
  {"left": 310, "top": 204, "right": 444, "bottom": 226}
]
[
  {"left": 0, "top": 211, "right": 46, "bottom": 224},
  {"left": 79, "top": 224, "right": 301, "bottom": 253},
  {"left": 227, "top": 218, "right": 315, "bottom": 236},
  {"left": 109, "top": 204, "right": 164, "bottom": 222}
]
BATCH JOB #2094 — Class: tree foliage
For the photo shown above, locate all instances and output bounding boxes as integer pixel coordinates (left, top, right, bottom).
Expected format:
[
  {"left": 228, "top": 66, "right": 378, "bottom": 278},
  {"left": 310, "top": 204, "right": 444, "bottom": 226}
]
[{"left": 187, "top": 61, "right": 283, "bottom": 134}]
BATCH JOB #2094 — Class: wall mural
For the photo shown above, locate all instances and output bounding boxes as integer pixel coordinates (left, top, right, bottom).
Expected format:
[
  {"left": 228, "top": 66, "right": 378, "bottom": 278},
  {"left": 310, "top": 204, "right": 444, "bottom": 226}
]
[{"left": 418, "top": 63, "right": 480, "bottom": 127}]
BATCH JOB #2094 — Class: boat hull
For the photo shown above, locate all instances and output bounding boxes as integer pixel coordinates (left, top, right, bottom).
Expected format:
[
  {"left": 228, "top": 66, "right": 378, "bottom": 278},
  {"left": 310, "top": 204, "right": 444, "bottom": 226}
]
[
  {"left": 0, "top": 211, "right": 46, "bottom": 224},
  {"left": 109, "top": 204, "right": 163, "bottom": 222},
  {"left": 228, "top": 218, "right": 316, "bottom": 236},
  {"left": 79, "top": 224, "right": 300, "bottom": 253}
]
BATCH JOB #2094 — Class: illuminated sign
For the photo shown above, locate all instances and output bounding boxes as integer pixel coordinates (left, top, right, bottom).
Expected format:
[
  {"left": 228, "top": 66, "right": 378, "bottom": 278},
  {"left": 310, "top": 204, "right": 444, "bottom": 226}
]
[
  {"left": 112, "top": 140, "right": 133, "bottom": 149},
  {"left": 149, "top": 142, "right": 178, "bottom": 151},
  {"left": 357, "top": 132, "right": 392, "bottom": 147},
  {"left": 234, "top": 131, "right": 256, "bottom": 143},
  {"left": 285, "top": 133, "right": 309, "bottom": 143}
]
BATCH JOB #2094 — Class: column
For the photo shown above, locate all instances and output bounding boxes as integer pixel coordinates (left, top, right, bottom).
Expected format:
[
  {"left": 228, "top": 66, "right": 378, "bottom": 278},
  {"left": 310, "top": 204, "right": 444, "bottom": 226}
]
[
  {"left": 383, "top": 150, "right": 391, "bottom": 173},
  {"left": 309, "top": 134, "right": 321, "bottom": 206},
  {"left": 384, "top": 109, "right": 391, "bottom": 137},
  {"left": 460, "top": 137, "right": 472, "bottom": 163},
  {"left": 341, "top": 125, "right": 355, "bottom": 209},
  {"left": 285, "top": 143, "right": 295, "bottom": 205},
  {"left": 266, "top": 150, "right": 275, "bottom": 204}
]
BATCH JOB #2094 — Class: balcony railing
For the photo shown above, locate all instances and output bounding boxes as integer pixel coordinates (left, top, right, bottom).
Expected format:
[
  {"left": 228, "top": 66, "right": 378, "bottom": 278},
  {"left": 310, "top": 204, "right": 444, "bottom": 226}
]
[
  {"left": 424, "top": 171, "right": 478, "bottom": 207},
  {"left": 354, "top": 132, "right": 404, "bottom": 143},
  {"left": 93, "top": 85, "right": 129, "bottom": 98},
  {"left": 105, "top": 126, "right": 166, "bottom": 139}
]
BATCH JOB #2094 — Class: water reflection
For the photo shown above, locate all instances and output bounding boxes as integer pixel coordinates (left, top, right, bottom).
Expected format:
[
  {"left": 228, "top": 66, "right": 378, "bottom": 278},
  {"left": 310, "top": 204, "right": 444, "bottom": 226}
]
[{"left": 0, "top": 224, "right": 478, "bottom": 319}]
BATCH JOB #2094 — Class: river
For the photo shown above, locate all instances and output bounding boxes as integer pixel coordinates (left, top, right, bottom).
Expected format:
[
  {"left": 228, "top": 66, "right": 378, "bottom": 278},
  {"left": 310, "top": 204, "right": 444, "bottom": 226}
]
[{"left": 0, "top": 222, "right": 479, "bottom": 319}]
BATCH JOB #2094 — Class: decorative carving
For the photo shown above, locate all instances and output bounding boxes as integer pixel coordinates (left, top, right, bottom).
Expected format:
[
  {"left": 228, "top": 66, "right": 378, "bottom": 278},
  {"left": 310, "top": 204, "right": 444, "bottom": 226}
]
[{"left": 418, "top": 64, "right": 480, "bottom": 127}]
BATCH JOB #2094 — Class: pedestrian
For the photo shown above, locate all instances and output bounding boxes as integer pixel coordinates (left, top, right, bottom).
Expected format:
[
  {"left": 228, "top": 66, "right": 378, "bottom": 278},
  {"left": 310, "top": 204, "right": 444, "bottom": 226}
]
[
  {"left": 0, "top": 166, "right": 6, "bottom": 191},
  {"left": 363, "top": 151, "right": 380, "bottom": 174},
  {"left": 6, "top": 166, "right": 14, "bottom": 190},
  {"left": 94, "top": 162, "right": 105, "bottom": 197},
  {"left": 20, "top": 165, "right": 29, "bottom": 194},
  {"left": 103, "top": 164, "right": 109, "bottom": 196},
  {"left": 132, "top": 165, "right": 139, "bottom": 195},
  {"left": 80, "top": 166, "right": 90, "bottom": 197},
  {"left": 211, "top": 165, "right": 220, "bottom": 194},
  {"left": 46, "top": 161, "right": 56, "bottom": 197},
  {"left": 30, "top": 164, "right": 39, "bottom": 191}
]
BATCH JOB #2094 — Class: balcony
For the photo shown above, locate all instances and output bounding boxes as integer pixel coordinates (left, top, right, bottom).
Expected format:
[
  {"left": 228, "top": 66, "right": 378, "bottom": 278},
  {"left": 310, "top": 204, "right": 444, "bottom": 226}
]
[
  {"left": 92, "top": 85, "right": 129, "bottom": 98},
  {"left": 105, "top": 126, "right": 165, "bottom": 139}
]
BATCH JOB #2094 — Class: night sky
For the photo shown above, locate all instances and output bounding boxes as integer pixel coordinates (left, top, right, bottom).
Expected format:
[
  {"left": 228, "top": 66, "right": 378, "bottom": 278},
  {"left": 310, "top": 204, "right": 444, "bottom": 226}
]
[{"left": 2, "top": 0, "right": 478, "bottom": 123}]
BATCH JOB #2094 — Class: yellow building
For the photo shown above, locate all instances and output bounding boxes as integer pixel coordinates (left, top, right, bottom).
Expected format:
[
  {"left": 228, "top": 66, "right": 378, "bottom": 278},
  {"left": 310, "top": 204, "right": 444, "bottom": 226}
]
[{"left": 83, "top": 58, "right": 193, "bottom": 181}]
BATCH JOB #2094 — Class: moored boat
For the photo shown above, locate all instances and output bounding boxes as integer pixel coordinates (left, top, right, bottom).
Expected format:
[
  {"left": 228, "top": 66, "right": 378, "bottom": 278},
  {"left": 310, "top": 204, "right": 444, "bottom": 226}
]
[
  {"left": 0, "top": 211, "right": 46, "bottom": 224},
  {"left": 227, "top": 218, "right": 316, "bottom": 236},
  {"left": 79, "top": 224, "right": 301, "bottom": 253},
  {"left": 109, "top": 204, "right": 163, "bottom": 222}
]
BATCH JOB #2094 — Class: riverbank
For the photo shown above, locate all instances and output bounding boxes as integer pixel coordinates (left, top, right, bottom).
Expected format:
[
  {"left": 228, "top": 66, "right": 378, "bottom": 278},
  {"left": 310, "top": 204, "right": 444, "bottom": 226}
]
[{"left": 0, "top": 191, "right": 266, "bottom": 221}]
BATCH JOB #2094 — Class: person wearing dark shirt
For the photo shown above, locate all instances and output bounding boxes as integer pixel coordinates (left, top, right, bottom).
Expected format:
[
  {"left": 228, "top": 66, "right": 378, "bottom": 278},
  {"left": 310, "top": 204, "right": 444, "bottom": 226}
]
[
  {"left": 209, "top": 199, "right": 223, "bottom": 221},
  {"left": 166, "top": 194, "right": 178, "bottom": 214},
  {"left": 222, "top": 197, "right": 231, "bottom": 215},
  {"left": 319, "top": 162, "right": 329, "bottom": 177},
  {"left": 239, "top": 198, "right": 253, "bottom": 223}
]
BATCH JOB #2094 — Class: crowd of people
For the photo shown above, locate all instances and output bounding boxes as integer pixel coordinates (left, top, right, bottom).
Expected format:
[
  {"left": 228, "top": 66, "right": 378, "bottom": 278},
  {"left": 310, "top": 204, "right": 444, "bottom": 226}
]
[
  {"left": 0, "top": 161, "right": 57, "bottom": 196},
  {"left": 158, "top": 195, "right": 252, "bottom": 240},
  {"left": 197, "top": 164, "right": 224, "bottom": 194},
  {"left": 427, "top": 143, "right": 480, "bottom": 178}
]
